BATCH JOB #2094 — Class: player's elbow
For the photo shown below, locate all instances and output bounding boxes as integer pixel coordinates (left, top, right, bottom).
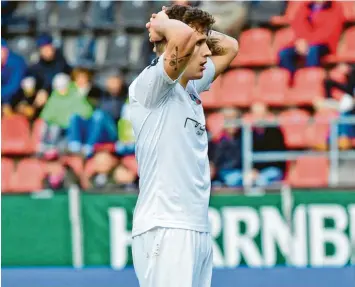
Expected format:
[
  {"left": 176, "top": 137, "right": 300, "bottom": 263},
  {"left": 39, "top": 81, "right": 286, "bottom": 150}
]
[{"left": 230, "top": 39, "right": 239, "bottom": 57}]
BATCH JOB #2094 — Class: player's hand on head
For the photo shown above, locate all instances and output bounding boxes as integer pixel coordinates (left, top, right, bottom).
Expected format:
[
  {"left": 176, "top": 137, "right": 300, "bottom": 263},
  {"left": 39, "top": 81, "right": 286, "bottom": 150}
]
[{"left": 146, "top": 10, "right": 168, "bottom": 43}]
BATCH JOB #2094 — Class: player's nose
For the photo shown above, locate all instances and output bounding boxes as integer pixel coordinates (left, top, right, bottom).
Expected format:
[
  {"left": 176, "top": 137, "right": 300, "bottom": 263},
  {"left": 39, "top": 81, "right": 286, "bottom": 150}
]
[{"left": 203, "top": 43, "right": 212, "bottom": 57}]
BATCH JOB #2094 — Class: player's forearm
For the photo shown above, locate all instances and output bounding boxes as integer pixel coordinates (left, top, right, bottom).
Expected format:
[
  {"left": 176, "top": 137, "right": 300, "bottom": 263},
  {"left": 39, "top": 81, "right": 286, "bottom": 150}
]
[
  {"left": 207, "top": 30, "right": 239, "bottom": 57},
  {"left": 151, "top": 18, "right": 195, "bottom": 44}
]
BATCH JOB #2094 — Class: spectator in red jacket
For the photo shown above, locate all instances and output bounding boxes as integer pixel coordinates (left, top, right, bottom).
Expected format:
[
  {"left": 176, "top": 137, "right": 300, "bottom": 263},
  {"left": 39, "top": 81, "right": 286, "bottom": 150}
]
[{"left": 278, "top": 0, "right": 344, "bottom": 74}]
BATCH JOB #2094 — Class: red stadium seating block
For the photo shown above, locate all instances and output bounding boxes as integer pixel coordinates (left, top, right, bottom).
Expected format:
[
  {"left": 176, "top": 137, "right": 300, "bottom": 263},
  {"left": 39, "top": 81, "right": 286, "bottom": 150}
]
[
  {"left": 220, "top": 69, "right": 255, "bottom": 107},
  {"left": 2, "top": 158, "right": 14, "bottom": 192},
  {"left": 206, "top": 112, "right": 225, "bottom": 141},
  {"left": 31, "top": 118, "right": 44, "bottom": 153},
  {"left": 270, "top": 1, "right": 304, "bottom": 25},
  {"left": 338, "top": 27, "right": 355, "bottom": 62},
  {"left": 1, "top": 115, "right": 32, "bottom": 155},
  {"left": 287, "top": 68, "right": 326, "bottom": 105},
  {"left": 254, "top": 68, "right": 291, "bottom": 106},
  {"left": 340, "top": 1, "right": 355, "bottom": 22},
  {"left": 122, "top": 155, "right": 138, "bottom": 176},
  {"left": 200, "top": 76, "right": 222, "bottom": 109},
  {"left": 272, "top": 28, "right": 295, "bottom": 63},
  {"left": 12, "top": 158, "right": 45, "bottom": 192},
  {"left": 231, "top": 28, "right": 273, "bottom": 67},
  {"left": 279, "top": 109, "right": 311, "bottom": 149},
  {"left": 288, "top": 156, "right": 329, "bottom": 187}
]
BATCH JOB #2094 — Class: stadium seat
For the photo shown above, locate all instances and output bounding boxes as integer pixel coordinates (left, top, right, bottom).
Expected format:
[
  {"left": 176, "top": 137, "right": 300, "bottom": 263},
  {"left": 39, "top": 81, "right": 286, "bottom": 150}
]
[
  {"left": 339, "top": 27, "right": 355, "bottom": 62},
  {"left": 270, "top": 1, "right": 303, "bottom": 25},
  {"left": 103, "top": 33, "right": 130, "bottom": 69},
  {"left": 243, "top": 112, "right": 275, "bottom": 125},
  {"left": 287, "top": 68, "right": 326, "bottom": 105},
  {"left": 119, "top": 1, "right": 151, "bottom": 32},
  {"left": 288, "top": 156, "right": 329, "bottom": 187},
  {"left": 328, "top": 66, "right": 348, "bottom": 99},
  {"left": 200, "top": 76, "right": 222, "bottom": 109},
  {"left": 231, "top": 28, "right": 273, "bottom": 66},
  {"left": 4, "top": 2, "right": 35, "bottom": 34},
  {"left": 1, "top": 115, "right": 32, "bottom": 155},
  {"left": 7, "top": 36, "right": 37, "bottom": 64},
  {"left": 340, "top": 1, "right": 355, "bottom": 22},
  {"left": 206, "top": 112, "right": 224, "bottom": 141},
  {"left": 249, "top": 1, "right": 286, "bottom": 26},
  {"left": 12, "top": 158, "right": 45, "bottom": 192},
  {"left": 53, "top": 1, "right": 85, "bottom": 31},
  {"left": 85, "top": 1, "right": 117, "bottom": 30},
  {"left": 306, "top": 109, "right": 338, "bottom": 149},
  {"left": 31, "top": 118, "right": 44, "bottom": 153},
  {"left": 74, "top": 33, "right": 97, "bottom": 68},
  {"left": 279, "top": 109, "right": 310, "bottom": 148},
  {"left": 122, "top": 155, "right": 138, "bottom": 176},
  {"left": 34, "top": 1, "right": 53, "bottom": 32},
  {"left": 272, "top": 28, "right": 295, "bottom": 63},
  {"left": 2, "top": 158, "right": 15, "bottom": 193},
  {"left": 219, "top": 69, "right": 255, "bottom": 107},
  {"left": 254, "top": 68, "right": 290, "bottom": 106}
]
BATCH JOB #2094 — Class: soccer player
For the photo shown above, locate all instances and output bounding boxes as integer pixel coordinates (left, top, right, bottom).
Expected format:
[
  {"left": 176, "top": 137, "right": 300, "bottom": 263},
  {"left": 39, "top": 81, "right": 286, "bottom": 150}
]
[{"left": 129, "top": 4, "right": 238, "bottom": 287}]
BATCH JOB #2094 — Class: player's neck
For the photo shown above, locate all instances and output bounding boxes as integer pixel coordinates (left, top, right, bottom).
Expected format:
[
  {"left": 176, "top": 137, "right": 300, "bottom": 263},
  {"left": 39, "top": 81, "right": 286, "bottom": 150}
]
[{"left": 179, "top": 77, "right": 189, "bottom": 89}]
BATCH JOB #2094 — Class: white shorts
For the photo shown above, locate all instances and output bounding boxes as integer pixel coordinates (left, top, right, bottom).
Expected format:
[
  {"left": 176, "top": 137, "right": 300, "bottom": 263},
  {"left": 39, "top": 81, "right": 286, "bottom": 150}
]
[{"left": 132, "top": 227, "right": 213, "bottom": 287}]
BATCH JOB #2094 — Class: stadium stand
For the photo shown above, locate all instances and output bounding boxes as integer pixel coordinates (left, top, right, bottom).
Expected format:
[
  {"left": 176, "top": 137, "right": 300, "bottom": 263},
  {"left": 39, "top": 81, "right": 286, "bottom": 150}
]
[{"left": 1, "top": 0, "right": 355, "bottom": 192}]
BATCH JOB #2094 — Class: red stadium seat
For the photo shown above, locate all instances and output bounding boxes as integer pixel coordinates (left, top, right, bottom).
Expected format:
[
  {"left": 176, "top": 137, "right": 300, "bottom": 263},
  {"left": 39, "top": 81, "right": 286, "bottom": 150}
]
[
  {"left": 1, "top": 115, "right": 32, "bottom": 155},
  {"left": 206, "top": 112, "right": 224, "bottom": 141},
  {"left": 31, "top": 118, "right": 44, "bottom": 153},
  {"left": 340, "top": 1, "right": 355, "bottom": 22},
  {"left": 287, "top": 68, "right": 326, "bottom": 105},
  {"left": 2, "top": 158, "right": 14, "bottom": 192},
  {"left": 328, "top": 66, "right": 348, "bottom": 99},
  {"left": 220, "top": 69, "right": 255, "bottom": 107},
  {"left": 12, "top": 158, "right": 45, "bottom": 192},
  {"left": 254, "top": 68, "right": 291, "bottom": 106},
  {"left": 288, "top": 156, "right": 329, "bottom": 187},
  {"left": 61, "top": 156, "right": 84, "bottom": 176},
  {"left": 272, "top": 28, "right": 295, "bottom": 63},
  {"left": 122, "top": 155, "right": 138, "bottom": 176},
  {"left": 279, "top": 109, "right": 310, "bottom": 148},
  {"left": 200, "top": 76, "right": 222, "bottom": 109},
  {"left": 231, "top": 28, "right": 273, "bottom": 66},
  {"left": 306, "top": 109, "right": 338, "bottom": 149},
  {"left": 339, "top": 27, "right": 355, "bottom": 62}
]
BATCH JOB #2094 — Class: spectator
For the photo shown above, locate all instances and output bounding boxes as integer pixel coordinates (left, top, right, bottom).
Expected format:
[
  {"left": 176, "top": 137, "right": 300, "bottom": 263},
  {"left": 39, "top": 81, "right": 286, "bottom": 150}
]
[
  {"left": 39, "top": 73, "right": 93, "bottom": 154},
  {"left": 278, "top": 0, "right": 344, "bottom": 74},
  {"left": 86, "top": 151, "right": 137, "bottom": 191},
  {"left": 42, "top": 150, "right": 79, "bottom": 191},
  {"left": 68, "top": 70, "right": 128, "bottom": 157},
  {"left": 1, "top": 38, "right": 27, "bottom": 115},
  {"left": 29, "top": 34, "right": 71, "bottom": 104},
  {"left": 10, "top": 76, "right": 42, "bottom": 120},
  {"left": 315, "top": 63, "right": 355, "bottom": 149},
  {"left": 71, "top": 67, "right": 102, "bottom": 109},
  {"left": 245, "top": 103, "right": 286, "bottom": 187},
  {"left": 199, "top": 1, "right": 248, "bottom": 38},
  {"left": 211, "top": 108, "right": 244, "bottom": 187}
]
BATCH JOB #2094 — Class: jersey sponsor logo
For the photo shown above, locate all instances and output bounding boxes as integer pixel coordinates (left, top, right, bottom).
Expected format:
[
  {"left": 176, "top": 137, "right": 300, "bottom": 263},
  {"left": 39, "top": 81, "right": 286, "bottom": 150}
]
[
  {"left": 188, "top": 93, "right": 202, "bottom": 105},
  {"left": 184, "top": 117, "right": 206, "bottom": 136}
]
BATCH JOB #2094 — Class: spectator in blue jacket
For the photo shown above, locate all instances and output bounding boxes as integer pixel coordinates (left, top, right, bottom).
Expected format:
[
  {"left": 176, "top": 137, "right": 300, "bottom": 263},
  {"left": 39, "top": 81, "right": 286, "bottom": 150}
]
[
  {"left": 1, "top": 38, "right": 27, "bottom": 114},
  {"left": 28, "top": 34, "right": 71, "bottom": 107}
]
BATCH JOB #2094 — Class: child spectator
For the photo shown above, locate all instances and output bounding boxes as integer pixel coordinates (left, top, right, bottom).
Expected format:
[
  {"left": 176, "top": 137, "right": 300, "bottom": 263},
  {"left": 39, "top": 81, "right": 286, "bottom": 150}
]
[
  {"left": 1, "top": 38, "right": 27, "bottom": 115},
  {"left": 278, "top": 1, "right": 344, "bottom": 74},
  {"left": 39, "top": 73, "right": 93, "bottom": 154}
]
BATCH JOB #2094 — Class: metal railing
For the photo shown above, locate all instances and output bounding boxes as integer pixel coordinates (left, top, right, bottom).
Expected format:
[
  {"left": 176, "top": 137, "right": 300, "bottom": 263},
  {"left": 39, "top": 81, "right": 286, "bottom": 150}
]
[{"left": 224, "top": 116, "right": 355, "bottom": 187}]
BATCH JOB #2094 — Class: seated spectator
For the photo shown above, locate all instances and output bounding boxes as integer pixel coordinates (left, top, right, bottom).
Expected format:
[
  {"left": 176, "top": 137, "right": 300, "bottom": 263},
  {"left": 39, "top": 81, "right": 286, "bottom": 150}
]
[
  {"left": 316, "top": 63, "right": 355, "bottom": 149},
  {"left": 199, "top": 1, "right": 248, "bottom": 38},
  {"left": 87, "top": 150, "right": 137, "bottom": 191},
  {"left": 10, "top": 76, "right": 42, "bottom": 120},
  {"left": 68, "top": 70, "right": 129, "bottom": 157},
  {"left": 29, "top": 34, "right": 71, "bottom": 105},
  {"left": 42, "top": 150, "right": 79, "bottom": 191},
  {"left": 39, "top": 73, "right": 93, "bottom": 154},
  {"left": 245, "top": 103, "right": 286, "bottom": 187},
  {"left": 1, "top": 38, "right": 27, "bottom": 116},
  {"left": 211, "top": 107, "right": 244, "bottom": 187},
  {"left": 278, "top": 0, "right": 344, "bottom": 75}
]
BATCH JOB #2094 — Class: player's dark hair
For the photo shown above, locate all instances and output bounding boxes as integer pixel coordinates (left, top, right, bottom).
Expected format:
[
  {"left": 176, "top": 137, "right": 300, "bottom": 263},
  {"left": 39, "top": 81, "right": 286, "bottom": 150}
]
[{"left": 155, "top": 5, "right": 215, "bottom": 55}]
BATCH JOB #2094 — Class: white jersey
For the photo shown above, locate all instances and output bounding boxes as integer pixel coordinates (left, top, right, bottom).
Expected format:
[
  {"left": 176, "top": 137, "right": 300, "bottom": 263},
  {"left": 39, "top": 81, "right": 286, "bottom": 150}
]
[{"left": 128, "top": 54, "right": 215, "bottom": 237}]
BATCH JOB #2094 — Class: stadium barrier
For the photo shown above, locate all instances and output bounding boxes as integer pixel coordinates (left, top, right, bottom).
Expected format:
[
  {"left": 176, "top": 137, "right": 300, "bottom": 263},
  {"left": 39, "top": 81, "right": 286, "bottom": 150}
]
[{"left": 2, "top": 191, "right": 355, "bottom": 268}]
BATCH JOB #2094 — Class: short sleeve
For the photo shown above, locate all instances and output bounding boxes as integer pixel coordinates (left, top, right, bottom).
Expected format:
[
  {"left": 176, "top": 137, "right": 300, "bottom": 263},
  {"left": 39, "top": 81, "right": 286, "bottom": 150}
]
[
  {"left": 193, "top": 57, "right": 216, "bottom": 94},
  {"left": 129, "top": 53, "right": 179, "bottom": 109}
]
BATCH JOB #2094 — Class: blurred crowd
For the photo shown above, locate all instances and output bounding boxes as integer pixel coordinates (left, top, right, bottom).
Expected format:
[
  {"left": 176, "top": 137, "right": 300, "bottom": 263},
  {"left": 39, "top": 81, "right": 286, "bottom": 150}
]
[{"left": 1, "top": 0, "right": 355, "bottom": 192}]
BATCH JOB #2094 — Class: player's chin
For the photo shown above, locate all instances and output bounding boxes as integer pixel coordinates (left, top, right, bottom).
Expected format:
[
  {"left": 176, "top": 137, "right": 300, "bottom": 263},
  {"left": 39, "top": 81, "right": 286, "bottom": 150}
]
[{"left": 191, "top": 71, "right": 204, "bottom": 80}]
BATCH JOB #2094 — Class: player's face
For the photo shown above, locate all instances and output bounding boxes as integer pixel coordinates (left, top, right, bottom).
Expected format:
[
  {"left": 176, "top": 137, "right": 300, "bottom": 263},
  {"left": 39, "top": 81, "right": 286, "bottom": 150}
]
[{"left": 183, "top": 31, "right": 212, "bottom": 80}]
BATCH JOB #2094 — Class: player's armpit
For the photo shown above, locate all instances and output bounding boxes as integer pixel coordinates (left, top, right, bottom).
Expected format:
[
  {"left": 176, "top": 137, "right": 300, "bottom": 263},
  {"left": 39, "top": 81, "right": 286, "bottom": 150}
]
[{"left": 207, "top": 30, "right": 239, "bottom": 80}]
